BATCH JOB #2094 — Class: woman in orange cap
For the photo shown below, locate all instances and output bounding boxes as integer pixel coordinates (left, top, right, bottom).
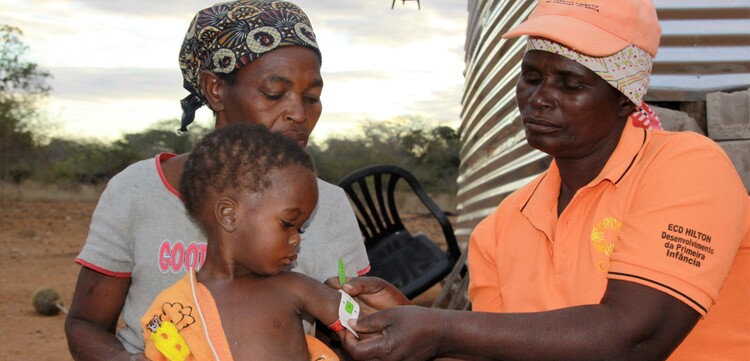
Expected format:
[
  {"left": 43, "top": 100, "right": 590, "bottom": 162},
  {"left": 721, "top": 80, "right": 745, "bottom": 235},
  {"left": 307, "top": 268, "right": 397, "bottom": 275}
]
[{"left": 337, "top": 0, "right": 749, "bottom": 360}]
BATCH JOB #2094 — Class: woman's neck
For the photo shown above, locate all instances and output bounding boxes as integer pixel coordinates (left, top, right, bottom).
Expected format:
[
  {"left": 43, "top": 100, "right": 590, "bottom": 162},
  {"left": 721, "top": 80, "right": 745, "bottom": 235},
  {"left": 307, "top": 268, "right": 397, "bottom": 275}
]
[{"left": 555, "top": 140, "right": 617, "bottom": 216}]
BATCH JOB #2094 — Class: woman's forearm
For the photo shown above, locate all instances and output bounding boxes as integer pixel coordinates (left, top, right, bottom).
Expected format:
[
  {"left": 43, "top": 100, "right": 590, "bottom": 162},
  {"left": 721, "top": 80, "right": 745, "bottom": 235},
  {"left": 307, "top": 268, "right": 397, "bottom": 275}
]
[{"left": 439, "top": 281, "right": 699, "bottom": 361}]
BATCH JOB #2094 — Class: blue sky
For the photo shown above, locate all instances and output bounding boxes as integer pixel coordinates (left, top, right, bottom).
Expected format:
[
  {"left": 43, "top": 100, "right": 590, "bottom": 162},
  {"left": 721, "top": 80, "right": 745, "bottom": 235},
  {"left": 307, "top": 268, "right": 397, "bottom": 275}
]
[{"left": 0, "top": 0, "right": 467, "bottom": 141}]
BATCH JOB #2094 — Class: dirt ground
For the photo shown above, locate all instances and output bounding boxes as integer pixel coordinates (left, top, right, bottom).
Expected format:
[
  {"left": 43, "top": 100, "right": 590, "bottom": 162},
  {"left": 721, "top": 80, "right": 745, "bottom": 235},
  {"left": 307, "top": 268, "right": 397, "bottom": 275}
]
[
  {"left": 0, "top": 200, "right": 94, "bottom": 361},
  {"left": 0, "top": 199, "right": 447, "bottom": 360}
]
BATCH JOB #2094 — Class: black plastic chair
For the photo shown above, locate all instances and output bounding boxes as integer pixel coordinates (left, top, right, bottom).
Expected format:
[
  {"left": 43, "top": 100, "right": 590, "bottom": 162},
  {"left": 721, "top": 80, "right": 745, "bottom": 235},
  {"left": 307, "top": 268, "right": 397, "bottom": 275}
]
[{"left": 337, "top": 164, "right": 461, "bottom": 299}]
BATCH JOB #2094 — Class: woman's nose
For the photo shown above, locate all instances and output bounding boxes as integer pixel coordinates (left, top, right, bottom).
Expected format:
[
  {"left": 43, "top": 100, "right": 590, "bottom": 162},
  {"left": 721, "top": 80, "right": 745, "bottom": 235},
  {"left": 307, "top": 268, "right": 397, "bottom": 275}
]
[
  {"left": 285, "top": 96, "right": 307, "bottom": 123},
  {"left": 528, "top": 82, "right": 554, "bottom": 109}
]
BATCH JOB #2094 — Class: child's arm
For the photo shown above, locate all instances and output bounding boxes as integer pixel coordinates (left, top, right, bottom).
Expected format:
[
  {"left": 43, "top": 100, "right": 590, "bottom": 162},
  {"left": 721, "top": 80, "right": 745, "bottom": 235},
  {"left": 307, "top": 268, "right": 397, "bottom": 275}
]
[{"left": 286, "top": 272, "right": 357, "bottom": 339}]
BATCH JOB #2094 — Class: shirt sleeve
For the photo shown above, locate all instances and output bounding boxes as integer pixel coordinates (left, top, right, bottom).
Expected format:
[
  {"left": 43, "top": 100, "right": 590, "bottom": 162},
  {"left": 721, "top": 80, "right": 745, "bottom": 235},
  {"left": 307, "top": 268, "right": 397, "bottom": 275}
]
[
  {"left": 75, "top": 170, "right": 136, "bottom": 277},
  {"left": 608, "top": 137, "right": 749, "bottom": 315},
  {"left": 468, "top": 207, "right": 504, "bottom": 312}
]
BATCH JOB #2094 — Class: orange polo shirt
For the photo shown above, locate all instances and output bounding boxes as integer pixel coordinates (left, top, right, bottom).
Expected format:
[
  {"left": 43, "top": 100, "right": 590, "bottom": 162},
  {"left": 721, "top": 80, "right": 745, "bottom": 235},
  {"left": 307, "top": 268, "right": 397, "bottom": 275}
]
[{"left": 468, "top": 121, "right": 749, "bottom": 360}]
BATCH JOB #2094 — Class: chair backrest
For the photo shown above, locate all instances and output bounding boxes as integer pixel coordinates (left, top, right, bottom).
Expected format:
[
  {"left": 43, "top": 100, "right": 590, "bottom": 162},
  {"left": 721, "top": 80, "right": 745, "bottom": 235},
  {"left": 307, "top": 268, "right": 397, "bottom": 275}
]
[{"left": 337, "top": 164, "right": 461, "bottom": 261}]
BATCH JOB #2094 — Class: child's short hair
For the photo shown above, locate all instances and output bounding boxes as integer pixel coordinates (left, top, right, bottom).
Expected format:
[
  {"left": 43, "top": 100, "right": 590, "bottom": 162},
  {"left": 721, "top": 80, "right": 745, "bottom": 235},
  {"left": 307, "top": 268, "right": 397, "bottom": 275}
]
[{"left": 181, "top": 123, "right": 316, "bottom": 220}]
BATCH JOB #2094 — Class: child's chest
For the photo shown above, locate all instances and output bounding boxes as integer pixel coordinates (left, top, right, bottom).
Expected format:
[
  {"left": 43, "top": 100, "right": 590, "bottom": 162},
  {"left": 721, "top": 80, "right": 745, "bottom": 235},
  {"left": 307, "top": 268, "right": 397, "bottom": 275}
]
[{"left": 214, "top": 282, "right": 311, "bottom": 360}]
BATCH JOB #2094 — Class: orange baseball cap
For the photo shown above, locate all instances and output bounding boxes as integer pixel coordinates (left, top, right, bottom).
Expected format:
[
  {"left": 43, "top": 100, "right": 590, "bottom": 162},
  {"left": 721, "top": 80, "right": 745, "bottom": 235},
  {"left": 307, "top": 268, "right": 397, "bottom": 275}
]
[{"left": 502, "top": 0, "right": 661, "bottom": 57}]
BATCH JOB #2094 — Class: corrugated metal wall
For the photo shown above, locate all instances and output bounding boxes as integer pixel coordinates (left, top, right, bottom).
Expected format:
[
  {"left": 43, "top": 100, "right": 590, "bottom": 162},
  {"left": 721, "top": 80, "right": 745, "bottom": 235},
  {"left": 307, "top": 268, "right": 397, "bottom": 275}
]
[
  {"left": 455, "top": 0, "right": 750, "bottom": 243},
  {"left": 650, "top": 0, "right": 750, "bottom": 100}
]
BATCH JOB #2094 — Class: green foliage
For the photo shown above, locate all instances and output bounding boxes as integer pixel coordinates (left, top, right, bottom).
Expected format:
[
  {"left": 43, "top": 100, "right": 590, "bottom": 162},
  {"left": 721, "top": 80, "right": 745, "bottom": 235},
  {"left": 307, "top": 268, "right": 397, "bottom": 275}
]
[
  {"left": 112, "top": 119, "right": 210, "bottom": 161},
  {"left": 310, "top": 116, "right": 459, "bottom": 195},
  {"left": 34, "top": 119, "right": 210, "bottom": 183},
  {"left": 38, "top": 138, "right": 121, "bottom": 183},
  {"left": 0, "top": 25, "right": 51, "bottom": 96},
  {"left": 0, "top": 25, "right": 52, "bottom": 182},
  {"left": 10, "top": 113, "right": 458, "bottom": 199}
]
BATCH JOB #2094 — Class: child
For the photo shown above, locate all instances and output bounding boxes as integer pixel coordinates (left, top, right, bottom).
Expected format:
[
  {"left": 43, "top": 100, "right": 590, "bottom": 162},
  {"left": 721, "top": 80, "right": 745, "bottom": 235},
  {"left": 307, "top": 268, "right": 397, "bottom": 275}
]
[{"left": 141, "top": 124, "right": 357, "bottom": 361}]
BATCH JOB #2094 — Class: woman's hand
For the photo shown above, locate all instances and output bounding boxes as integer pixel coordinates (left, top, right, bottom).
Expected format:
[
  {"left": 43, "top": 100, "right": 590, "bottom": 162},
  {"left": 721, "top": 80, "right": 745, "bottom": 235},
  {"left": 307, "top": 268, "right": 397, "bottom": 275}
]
[
  {"left": 340, "top": 306, "right": 446, "bottom": 361},
  {"left": 324, "top": 276, "right": 412, "bottom": 314}
]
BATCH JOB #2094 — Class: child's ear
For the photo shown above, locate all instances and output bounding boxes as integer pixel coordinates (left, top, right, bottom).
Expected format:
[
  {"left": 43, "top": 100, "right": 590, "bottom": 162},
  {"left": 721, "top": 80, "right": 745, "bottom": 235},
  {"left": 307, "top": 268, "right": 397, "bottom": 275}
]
[{"left": 216, "top": 197, "right": 237, "bottom": 232}]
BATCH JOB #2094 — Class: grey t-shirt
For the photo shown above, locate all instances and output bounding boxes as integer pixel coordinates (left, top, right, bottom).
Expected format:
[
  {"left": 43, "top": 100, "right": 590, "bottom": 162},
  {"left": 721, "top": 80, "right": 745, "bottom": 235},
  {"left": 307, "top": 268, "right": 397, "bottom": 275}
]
[{"left": 75, "top": 153, "right": 370, "bottom": 352}]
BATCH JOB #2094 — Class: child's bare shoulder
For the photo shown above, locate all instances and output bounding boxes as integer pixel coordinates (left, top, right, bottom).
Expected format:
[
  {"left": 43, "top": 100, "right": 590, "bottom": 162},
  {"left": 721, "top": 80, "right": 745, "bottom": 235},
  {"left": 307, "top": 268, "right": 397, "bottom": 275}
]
[
  {"left": 273, "top": 271, "right": 327, "bottom": 292},
  {"left": 270, "top": 272, "right": 340, "bottom": 305}
]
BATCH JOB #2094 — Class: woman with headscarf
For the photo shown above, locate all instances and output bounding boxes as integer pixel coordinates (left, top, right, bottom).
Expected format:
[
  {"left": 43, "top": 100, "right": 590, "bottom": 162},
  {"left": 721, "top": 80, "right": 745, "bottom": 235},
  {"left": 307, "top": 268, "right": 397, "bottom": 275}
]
[
  {"left": 336, "top": 1, "right": 749, "bottom": 360},
  {"left": 64, "top": 2, "right": 370, "bottom": 360}
]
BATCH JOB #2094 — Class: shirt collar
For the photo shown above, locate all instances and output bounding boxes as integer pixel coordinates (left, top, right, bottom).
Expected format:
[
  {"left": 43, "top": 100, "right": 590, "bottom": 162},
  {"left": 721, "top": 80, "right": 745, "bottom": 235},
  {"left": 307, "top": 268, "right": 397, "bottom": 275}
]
[
  {"left": 590, "top": 120, "right": 647, "bottom": 187},
  {"left": 518, "top": 122, "right": 647, "bottom": 230}
]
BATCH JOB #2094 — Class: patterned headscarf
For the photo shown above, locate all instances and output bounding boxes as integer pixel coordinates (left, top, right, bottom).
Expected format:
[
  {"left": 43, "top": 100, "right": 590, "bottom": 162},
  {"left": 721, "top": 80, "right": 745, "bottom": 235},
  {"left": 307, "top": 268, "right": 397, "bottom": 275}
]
[
  {"left": 526, "top": 37, "right": 662, "bottom": 130},
  {"left": 178, "top": 0, "right": 321, "bottom": 132}
]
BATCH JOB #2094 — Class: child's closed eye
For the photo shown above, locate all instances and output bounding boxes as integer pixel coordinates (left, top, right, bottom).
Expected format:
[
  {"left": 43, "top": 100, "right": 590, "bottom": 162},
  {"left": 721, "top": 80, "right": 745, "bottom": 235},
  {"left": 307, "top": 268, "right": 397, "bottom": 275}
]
[{"left": 281, "top": 220, "right": 306, "bottom": 234}]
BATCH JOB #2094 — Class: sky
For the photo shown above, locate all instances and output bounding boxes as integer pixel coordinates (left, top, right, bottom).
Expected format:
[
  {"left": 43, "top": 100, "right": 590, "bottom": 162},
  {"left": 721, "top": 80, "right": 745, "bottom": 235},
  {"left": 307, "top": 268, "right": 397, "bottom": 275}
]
[{"left": 0, "top": 0, "right": 468, "bottom": 142}]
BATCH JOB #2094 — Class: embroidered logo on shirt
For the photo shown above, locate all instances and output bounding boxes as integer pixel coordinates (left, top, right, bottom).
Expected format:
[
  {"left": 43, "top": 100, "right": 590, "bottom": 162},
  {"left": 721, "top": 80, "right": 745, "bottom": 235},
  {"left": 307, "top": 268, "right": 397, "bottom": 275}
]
[{"left": 591, "top": 217, "right": 621, "bottom": 272}]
